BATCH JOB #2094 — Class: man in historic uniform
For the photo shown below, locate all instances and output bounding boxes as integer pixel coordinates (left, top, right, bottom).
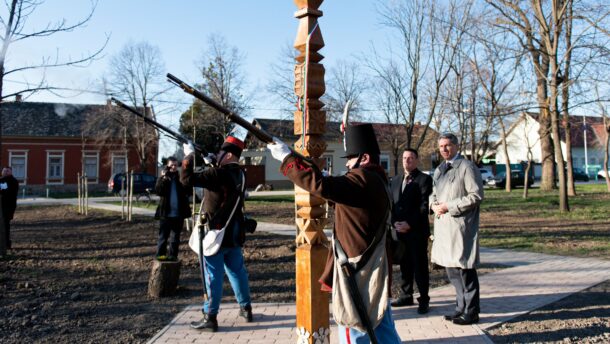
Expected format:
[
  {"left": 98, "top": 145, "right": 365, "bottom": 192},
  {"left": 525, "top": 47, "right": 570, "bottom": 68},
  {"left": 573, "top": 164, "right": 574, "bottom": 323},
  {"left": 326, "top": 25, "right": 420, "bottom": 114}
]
[
  {"left": 268, "top": 124, "right": 401, "bottom": 344},
  {"left": 390, "top": 149, "right": 432, "bottom": 314},
  {"left": 430, "top": 133, "right": 484, "bottom": 325},
  {"left": 182, "top": 136, "right": 253, "bottom": 333}
]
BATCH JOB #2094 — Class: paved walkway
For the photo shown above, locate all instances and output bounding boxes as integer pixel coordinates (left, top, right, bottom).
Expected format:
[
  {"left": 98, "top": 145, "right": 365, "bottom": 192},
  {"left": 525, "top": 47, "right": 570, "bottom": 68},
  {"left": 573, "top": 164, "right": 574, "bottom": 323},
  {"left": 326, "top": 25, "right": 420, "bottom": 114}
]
[
  {"left": 20, "top": 197, "right": 610, "bottom": 343},
  {"left": 147, "top": 243, "right": 610, "bottom": 343}
]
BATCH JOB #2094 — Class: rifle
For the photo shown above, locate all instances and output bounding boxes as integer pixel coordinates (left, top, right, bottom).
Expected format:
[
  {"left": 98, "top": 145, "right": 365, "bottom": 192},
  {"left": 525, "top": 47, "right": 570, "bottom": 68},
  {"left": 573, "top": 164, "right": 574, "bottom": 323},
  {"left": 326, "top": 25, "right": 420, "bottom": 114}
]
[
  {"left": 166, "top": 73, "right": 313, "bottom": 165},
  {"left": 110, "top": 97, "right": 208, "bottom": 155}
]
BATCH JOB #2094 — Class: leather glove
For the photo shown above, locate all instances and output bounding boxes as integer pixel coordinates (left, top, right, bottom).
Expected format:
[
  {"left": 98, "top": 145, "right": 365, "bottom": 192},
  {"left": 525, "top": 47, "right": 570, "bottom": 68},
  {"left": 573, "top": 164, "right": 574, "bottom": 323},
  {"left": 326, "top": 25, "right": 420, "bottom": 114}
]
[
  {"left": 267, "top": 137, "right": 291, "bottom": 162},
  {"left": 183, "top": 141, "right": 195, "bottom": 156}
]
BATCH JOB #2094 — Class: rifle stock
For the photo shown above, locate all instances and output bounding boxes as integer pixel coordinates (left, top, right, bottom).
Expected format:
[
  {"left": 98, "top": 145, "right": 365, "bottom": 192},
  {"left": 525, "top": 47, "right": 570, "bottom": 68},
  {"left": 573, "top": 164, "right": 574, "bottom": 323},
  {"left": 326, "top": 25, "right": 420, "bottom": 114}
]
[{"left": 166, "top": 73, "right": 314, "bottom": 165}]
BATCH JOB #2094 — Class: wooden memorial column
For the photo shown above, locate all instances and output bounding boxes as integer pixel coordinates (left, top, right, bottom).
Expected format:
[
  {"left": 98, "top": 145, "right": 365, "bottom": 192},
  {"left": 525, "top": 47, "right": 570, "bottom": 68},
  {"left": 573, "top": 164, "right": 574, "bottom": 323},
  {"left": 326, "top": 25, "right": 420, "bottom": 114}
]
[{"left": 293, "top": 1, "right": 329, "bottom": 343}]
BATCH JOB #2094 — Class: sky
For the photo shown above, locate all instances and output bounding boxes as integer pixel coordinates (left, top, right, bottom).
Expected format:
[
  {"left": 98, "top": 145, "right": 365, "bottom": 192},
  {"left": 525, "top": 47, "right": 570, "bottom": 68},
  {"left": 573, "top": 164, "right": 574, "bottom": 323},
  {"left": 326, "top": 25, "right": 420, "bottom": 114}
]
[
  {"left": 3, "top": 0, "right": 391, "bottom": 157},
  {"left": 4, "top": 1, "right": 387, "bottom": 117}
]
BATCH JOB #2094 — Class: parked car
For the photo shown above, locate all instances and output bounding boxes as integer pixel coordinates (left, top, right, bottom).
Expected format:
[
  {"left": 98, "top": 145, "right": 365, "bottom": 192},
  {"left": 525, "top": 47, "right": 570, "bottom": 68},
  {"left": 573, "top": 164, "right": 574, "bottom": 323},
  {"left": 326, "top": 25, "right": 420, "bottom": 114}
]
[
  {"left": 479, "top": 168, "right": 495, "bottom": 183},
  {"left": 108, "top": 172, "right": 157, "bottom": 195},
  {"left": 555, "top": 168, "right": 590, "bottom": 182},
  {"left": 488, "top": 170, "right": 534, "bottom": 188},
  {"left": 572, "top": 168, "right": 589, "bottom": 182}
]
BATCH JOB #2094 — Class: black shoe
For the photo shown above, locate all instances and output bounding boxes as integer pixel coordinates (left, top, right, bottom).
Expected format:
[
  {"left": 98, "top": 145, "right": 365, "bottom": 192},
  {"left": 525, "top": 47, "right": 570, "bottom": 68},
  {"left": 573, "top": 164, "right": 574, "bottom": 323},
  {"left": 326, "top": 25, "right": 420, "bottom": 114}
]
[
  {"left": 190, "top": 313, "right": 218, "bottom": 332},
  {"left": 443, "top": 311, "right": 462, "bottom": 321},
  {"left": 391, "top": 297, "right": 414, "bottom": 307},
  {"left": 452, "top": 313, "right": 479, "bottom": 325},
  {"left": 239, "top": 305, "right": 253, "bottom": 322},
  {"left": 417, "top": 303, "right": 430, "bottom": 314}
]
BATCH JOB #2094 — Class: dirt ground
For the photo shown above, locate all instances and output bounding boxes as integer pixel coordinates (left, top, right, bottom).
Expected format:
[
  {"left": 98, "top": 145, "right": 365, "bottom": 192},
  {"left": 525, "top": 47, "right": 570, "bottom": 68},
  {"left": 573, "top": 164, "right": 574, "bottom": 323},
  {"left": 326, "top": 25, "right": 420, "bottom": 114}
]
[{"left": 0, "top": 205, "right": 608, "bottom": 343}]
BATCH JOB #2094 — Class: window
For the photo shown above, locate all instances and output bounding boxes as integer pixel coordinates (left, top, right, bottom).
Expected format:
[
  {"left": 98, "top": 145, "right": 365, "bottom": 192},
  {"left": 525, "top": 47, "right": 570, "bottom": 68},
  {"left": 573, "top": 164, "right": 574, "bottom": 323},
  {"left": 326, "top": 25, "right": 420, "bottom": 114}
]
[
  {"left": 83, "top": 152, "right": 99, "bottom": 182},
  {"left": 322, "top": 155, "right": 333, "bottom": 174},
  {"left": 9, "top": 151, "right": 27, "bottom": 183},
  {"left": 112, "top": 155, "right": 127, "bottom": 175},
  {"left": 380, "top": 154, "right": 390, "bottom": 172},
  {"left": 47, "top": 151, "right": 65, "bottom": 184}
]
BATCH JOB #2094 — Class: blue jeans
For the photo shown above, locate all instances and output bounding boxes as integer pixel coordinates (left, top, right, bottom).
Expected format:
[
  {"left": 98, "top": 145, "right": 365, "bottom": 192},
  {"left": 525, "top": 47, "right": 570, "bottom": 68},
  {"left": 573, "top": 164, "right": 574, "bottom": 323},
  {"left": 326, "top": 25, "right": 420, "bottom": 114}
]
[
  {"left": 338, "top": 304, "right": 401, "bottom": 344},
  {"left": 202, "top": 246, "right": 251, "bottom": 315}
]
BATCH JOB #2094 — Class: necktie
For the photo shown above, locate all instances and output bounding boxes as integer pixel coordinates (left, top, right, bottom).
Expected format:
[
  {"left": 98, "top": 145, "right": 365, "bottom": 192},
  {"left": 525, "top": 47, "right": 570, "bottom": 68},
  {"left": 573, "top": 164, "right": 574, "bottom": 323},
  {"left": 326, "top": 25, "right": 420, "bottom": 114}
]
[
  {"left": 441, "top": 161, "right": 452, "bottom": 175},
  {"left": 402, "top": 174, "right": 412, "bottom": 192}
]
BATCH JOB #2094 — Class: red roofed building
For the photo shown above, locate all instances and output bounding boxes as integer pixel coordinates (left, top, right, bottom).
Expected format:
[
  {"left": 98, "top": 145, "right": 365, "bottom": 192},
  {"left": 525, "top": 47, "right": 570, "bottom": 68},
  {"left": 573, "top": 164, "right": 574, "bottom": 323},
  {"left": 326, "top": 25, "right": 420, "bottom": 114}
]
[{"left": 0, "top": 100, "right": 158, "bottom": 195}]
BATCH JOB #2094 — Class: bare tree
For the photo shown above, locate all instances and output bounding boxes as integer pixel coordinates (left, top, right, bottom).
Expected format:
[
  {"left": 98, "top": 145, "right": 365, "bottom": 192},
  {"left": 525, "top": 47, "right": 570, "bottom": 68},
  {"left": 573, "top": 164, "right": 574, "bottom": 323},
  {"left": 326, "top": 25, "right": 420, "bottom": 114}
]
[
  {"left": 471, "top": 29, "right": 522, "bottom": 190},
  {"left": 179, "top": 34, "right": 249, "bottom": 153},
  {"left": 0, "top": 0, "right": 107, "bottom": 162},
  {"left": 369, "top": 0, "right": 472, "bottom": 173},
  {"left": 485, "top": 0, "right": 574, "bottom": 211},
  {"left": 265, "top": 42, "right": 298, "bottom": 121},
  {"left": 486, "top": 0, "right": 557, "bottom": 193},
  {"left": 87, "top": 41, "right": 167, "bottom": 172},
  {"left": 324, "top": 60, "right": 368, "bottom": 122}
]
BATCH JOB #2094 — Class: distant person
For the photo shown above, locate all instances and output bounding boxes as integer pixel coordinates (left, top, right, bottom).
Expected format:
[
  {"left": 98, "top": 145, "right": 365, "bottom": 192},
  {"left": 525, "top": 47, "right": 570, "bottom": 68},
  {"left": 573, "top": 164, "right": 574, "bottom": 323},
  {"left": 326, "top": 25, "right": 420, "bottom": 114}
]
[
  {"left": 390, "top": 149, "right": 432, "bottom": 314},
  {"left": 430, "top": 133, "right": 484, "bottom": 325},
  {"left": 0, "top": 167, "right": 19, "bottom": 249},
  {"left": 154, "top": 157, "right": 191, "bottom": 261},
  {"left": 182, "top": 136, "right": 253, "bottom": 333},
  {"left": 267, "top": 124, "right": 401, "bottom": 344}
]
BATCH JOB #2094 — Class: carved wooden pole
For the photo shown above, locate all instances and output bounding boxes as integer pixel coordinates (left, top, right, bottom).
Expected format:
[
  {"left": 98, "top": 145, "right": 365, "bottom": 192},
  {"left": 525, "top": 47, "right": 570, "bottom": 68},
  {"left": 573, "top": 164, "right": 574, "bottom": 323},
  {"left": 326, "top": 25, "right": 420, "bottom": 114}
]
[{"left": 293, "top": 1, "right": 329, "bottom": 343}]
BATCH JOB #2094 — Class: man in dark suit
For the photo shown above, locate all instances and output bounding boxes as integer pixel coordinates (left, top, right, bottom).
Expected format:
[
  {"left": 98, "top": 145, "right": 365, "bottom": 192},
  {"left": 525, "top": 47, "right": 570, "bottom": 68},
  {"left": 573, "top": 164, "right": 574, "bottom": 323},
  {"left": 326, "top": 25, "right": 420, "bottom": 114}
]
[
  {"left": 1, "top": 167, "right": 19, "bottom": 250},
  {"left": 390, "top": 149, "right": 432, "bottom": 314}
]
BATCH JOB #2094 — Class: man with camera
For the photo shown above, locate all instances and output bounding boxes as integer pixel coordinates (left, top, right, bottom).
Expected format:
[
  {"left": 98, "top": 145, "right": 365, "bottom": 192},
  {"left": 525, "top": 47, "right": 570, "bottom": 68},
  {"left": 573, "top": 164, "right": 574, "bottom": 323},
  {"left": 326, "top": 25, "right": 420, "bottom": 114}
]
[
  {"left": 154, "top": 157, "right": 192, "bottom": 261},
  {"left": 181, "top": 136, "right": 253, "bottom": 333}
]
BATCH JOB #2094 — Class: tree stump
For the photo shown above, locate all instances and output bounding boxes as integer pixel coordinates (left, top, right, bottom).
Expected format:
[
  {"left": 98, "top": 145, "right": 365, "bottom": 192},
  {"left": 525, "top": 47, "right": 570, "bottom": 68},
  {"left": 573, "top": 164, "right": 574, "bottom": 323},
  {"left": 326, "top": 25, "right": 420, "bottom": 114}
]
[{"left": 148, "top": 259, "right": 181, "bottom": 298}]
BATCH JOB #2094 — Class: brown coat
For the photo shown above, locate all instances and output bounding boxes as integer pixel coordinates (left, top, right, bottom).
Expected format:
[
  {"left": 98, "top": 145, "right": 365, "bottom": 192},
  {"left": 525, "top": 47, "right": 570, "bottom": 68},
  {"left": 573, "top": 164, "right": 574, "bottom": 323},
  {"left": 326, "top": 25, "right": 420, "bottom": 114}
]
[{"left": 280, "top": 156, "right": 390, "bottom": 289}]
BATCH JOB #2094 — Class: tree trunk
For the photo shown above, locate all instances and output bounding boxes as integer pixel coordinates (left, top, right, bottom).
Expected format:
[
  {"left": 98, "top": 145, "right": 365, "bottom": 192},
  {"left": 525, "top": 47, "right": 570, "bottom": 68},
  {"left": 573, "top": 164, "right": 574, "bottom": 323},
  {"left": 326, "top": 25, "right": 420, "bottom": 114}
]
[
  {"left": 564, "top": 121, "right": 575, "bottom": 196},
  {"left": 499, "top": 119, "right": 512, "bottom": 192},
  {"left": 538, "top": 108, "right": 555, "bottom": 191},
  {"left": 603, "top": 116, "right": 610, "bottom": 192},
  {"left": 563, "top": 0, "right": 575, "bottom": 197},
  {"left": 523, "top": 154, "right": 532, "bottom": 199},
  {"left": 549, "top": 68, "right": 569, "bottom": 212}
]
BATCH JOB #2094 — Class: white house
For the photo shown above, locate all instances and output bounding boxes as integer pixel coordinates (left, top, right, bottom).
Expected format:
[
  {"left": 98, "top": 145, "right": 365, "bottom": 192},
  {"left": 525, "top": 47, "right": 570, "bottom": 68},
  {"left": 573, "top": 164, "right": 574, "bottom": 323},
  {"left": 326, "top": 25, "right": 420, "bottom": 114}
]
[{"left": 495, "top": 112, "right": 608, "bottom": 177}]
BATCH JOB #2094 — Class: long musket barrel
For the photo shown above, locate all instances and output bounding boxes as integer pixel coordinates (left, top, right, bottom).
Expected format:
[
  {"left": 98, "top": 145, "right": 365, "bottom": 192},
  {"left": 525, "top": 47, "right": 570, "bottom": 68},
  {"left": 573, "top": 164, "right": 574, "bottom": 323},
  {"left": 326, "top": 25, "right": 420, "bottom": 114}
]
[
  {"left": 110, "top": 97, "right": 207, "bottom": 154},
  {"left": 166, "top": 73, "right": 313, "bottom": 165}
]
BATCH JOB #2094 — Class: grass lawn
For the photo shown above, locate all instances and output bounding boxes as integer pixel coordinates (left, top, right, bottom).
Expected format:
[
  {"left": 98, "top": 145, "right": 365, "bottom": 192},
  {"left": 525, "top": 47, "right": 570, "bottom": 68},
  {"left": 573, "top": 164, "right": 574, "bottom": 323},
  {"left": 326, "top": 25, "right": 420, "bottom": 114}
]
[{"left": 479, "top": 184, "right": 610, "bottom": 258}]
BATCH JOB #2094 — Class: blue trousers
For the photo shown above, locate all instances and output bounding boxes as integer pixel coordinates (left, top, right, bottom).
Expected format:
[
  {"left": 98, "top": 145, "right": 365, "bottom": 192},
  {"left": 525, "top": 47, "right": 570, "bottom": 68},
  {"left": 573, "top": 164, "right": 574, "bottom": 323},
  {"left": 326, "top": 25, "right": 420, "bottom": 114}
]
[
  {"left": 338, "top": 304, "right": 401, "bottom": 344},
  {"left": 202, "top": 246, "right": 251, "bottom": 315}
]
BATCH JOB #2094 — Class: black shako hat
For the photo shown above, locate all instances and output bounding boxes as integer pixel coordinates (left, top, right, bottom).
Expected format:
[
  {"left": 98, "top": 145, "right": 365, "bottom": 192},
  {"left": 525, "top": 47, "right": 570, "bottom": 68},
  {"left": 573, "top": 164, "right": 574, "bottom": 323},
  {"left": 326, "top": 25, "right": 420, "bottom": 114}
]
[{"left": 342, "top": 123, "right": 381, "bottom": 158}]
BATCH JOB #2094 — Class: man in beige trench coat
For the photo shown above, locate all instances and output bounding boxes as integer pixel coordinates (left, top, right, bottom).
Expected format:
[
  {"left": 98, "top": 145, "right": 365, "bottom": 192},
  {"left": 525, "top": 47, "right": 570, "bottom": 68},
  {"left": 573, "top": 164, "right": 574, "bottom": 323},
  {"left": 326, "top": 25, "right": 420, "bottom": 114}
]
[{"left": 430, "top": 133, "right": 484, "bottom": 325}]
